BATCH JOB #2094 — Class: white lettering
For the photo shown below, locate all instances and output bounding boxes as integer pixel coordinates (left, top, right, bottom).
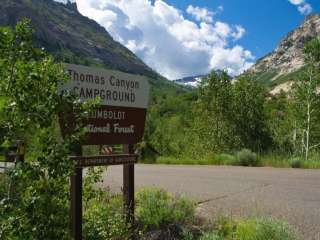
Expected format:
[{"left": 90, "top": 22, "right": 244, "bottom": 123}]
[
  {"left": 113, "top": 124, "right": 135, "bottom": 134},
  {"left": 85, "top": 124, "right": 111, "bottom": 133}
]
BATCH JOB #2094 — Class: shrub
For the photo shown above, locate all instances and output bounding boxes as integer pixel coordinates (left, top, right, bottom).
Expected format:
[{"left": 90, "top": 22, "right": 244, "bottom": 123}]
[
  {"left": 212, "top": 154, "right": 237, "bottom": 165},
  {"left": 214, "top": 216, "right": 237, "bottom": 238},
  {"left": 236, "top": 219, "right": 258, "bottom": 239},
  {"left": 208, "top": 216, "right": 299, "bottom": 240},
  {"left": 290, "top": 158, "right": 302, "bottom": 168},
  {"left": 82, "top": 167, "right": 131, "bottom": 240},
  {"left": 0, "top": 20, "right": 92, "bottom": 240},
  {"left": 136, "top": 188, "right": 195, "bottom": 229},
  {"left": 0, "top": 174, "right": 8, "bottom": 199},
  {"left": 199, "top": 232, "right": 223, "bottom": 240},
  {"left": 181, "top": 228, "right": 195, "bottom": 240},
  {"left": 236, "top": 149, "right": 259, "bottom": 166},
  {"left": 236, "top": 218, "right": 299, "bottom": 240},
  {"left": 83, "top": 197, "right": 130, "bottom": 240}
]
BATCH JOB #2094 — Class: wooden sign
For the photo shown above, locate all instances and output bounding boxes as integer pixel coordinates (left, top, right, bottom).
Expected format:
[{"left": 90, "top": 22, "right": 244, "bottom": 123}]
[
  {"left": 59, "top": 64, "right": 150, "bottom": 145},
  {"left": 70, "top": 154, "right": 138, "bottom": 167}
]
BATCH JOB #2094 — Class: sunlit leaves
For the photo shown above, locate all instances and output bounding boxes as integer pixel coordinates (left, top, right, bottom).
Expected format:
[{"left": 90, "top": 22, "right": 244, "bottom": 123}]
[{"left": 0, "top": 20, "right": 88, "bottom": 239}]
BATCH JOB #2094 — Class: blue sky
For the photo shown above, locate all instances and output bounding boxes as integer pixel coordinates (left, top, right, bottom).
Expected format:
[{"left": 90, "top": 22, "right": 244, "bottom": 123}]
[
  {"left": 168, "top": 0, "right": 320, "bottom": 59},
  {"left": 57, "top": 0, "right": 319, "bottom": 79}
]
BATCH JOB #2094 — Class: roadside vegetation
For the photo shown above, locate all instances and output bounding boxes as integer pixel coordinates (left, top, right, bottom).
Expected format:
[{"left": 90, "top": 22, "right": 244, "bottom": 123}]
[{"left": 156, "top": 150, "right": 320, "bottom": 169}]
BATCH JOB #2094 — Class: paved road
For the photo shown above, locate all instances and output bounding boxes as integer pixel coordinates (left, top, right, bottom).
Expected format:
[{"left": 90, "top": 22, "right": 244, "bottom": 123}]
[{"left": 101, "top": 165, "right": 320, "bottom": 240}]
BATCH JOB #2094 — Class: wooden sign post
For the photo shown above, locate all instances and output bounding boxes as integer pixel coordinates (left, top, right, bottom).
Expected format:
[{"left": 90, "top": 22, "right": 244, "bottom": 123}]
[
  {"left": 123, "top": 144, "right": 135, "bottom": 225},
  {"left": 70, "top": 144, "right": 82, "bottom": 240},
  {"left": 59, "top": 64, "right": 150, "bottom": 240}
]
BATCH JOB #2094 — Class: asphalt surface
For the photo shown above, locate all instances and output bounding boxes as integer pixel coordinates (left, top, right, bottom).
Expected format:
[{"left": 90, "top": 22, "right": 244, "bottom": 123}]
[{"left": 101, "top": 165, "right": 320, "bottom": 240}]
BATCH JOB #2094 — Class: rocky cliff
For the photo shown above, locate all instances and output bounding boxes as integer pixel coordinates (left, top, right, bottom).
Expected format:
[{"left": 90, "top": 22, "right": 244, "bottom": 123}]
[{"left": 248, "top": 14, "right": 320, "bottom": 86}]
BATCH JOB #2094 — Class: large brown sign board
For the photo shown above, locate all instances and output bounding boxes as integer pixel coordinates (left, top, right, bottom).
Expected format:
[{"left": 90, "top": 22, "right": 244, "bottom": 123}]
[{"left": 59, "top": 64, "right": 150, "bottom": 145}]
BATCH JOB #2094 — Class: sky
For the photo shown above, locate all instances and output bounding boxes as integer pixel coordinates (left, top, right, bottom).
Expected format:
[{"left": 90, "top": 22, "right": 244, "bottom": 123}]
[{"left": 55, "top": 0, "right": 320, "bottom": 80}]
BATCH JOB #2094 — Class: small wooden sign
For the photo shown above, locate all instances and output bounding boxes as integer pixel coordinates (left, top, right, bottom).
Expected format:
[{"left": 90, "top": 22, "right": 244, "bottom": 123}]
[
  {"left": 59, "top": 64, "right": 150, "bottom": 145},
  {"left": 70, "top": 154, "right": 138, "bottom": 167}
]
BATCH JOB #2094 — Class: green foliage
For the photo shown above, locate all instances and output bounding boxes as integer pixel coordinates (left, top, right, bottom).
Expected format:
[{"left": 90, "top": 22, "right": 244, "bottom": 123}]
[
  {"left": 82, "top": 167, "right": 132, "bottom": 240},
  {"left": 83, "top": 195, "right": 130, "bottom": 240},
  {"left": 235, "top": 149, "right": 259, "bottom": 167},
  {"left": 144, "top": 91, "right": 197, "bottom": 157},
  {"left": 156, "top": 154, "right": 237, "bottom": 166},
  {"left": 0, "top": 164, "right": 71, "bottom": 239},
  {"left": 303, "top": 38, "right": 320, "bottom": 63},
  {"left": 257, "top": 153, "right": 292, "bottom": 168},
  {"left": 189, "top": 71, "right": 271, "bottom": 155},
  {"left": 213, "top": 216, "right": 237, "bottom": 239},
  {"left": 236, "top": 218, "right": 299, "bottom": 240},
  {"left": 253, "top": 70, "right": 278, "bottom": 86},
  {"left": 195, "top": 71, "right": 236, "bottom": 153},
  {"left": 265, "top": 92, "right": 295, "bottom": 154},
  {"left": 211, "top": 154, "right": 237, "bottom": 165},
  {"left": 204, "top": 217, "right": 299, "bottom": 240},
  {"left": 290, "top": 158, "right": 302, "bottom": 168},
  {"left": 0, "top": 20, "right": 91, "bottom": 239},
  {"left": 0, "top": 173, "right": 8, "bottom": 199},
  {"left": 232, "top": 76, "right": 271, "bottom": 152},
  {"left": 181, "top": 228, "right": 197, "bottom": 240},
  {"left": 136, "top": 188, "right": 195, "bottom": 229},
  {"left": 199, "top": 232, "right": 223, "bottom": 240},
  {"left": 155, "top": 153, "right": 320, "bottom": 169},
  {"left": 271, "top": 67, "right": 306, "bottom": 87},
  {"left": 291, "top": 38, "right": 320, "bottom": 160}
]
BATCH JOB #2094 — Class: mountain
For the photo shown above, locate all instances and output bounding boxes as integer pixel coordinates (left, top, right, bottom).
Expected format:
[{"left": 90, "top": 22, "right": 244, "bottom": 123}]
[
  {"left": 247, "top": 13, "right": 320, "bottom": 91},
  {"left": 0, "top": 0, "right": 181, "bottom": 93},
  {"left": 174, "top": 75, "right": 206, "bottom": 87}
]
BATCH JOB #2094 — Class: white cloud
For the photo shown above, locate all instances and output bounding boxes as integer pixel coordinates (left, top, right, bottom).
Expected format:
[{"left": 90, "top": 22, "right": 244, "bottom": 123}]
[
  {"left": 298, "top": 3, "right": 312, "bottom": 15},
  {"left": 288, "top": 0, "right": 305, "bottom": 5},
  {"left": 57, "top": 0, "right": 253, "bottom": 79},
  {"left": 186, "top": 5, "right": 215, "bottom": 23},
  {"left": 54, "top": 0, "right": 75, "bottom": 3},
  {"left": 210, "top": 46, "right": 254, "bottom": 76},
  {"left": 288, "top": 0, "right": 313, "bottom": 15},
  {"left": 231, "top": 25, "right": 246, "bottom": 40},
  {"left": 186, "top": 5, "right": 224, "bottom": 24},
  {"left": 217, "top": 6, "right": 224, "bottom": 12}
]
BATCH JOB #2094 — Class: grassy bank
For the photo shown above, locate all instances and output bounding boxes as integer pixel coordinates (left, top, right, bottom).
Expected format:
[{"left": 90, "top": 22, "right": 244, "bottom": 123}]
[
  {"left": 82, "top": 187, "right": 302, "bottom": 240},
  {"left": 153, "top": 149, "right": 320, "bottom": 169},
  {"left": 81, "top": 187, "right": 302, "bottom": 240}
]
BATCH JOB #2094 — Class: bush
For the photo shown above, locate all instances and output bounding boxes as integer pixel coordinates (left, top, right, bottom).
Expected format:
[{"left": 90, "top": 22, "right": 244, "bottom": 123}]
[
  {"left": 212, "top": 154, "right": 237, "bottom": 165},
  {"left": 136, "top": 188, "right": 195, "bottom": 229},
  {"left": 236, "top": 149, "right": 259, "bottom": 166},
  {"left": 290, "top": 158, "right": 302, "bottom": 168},
  {"left": 82, "top": 167, "right": 131, "bottom": 240},
  {"left": 236, "top": 218, "right": 299, "bottom": 240},
  {"left": 205, "top": 216, "right": 299, "bottom": 240},
  {"left": 83, "top": 197, "right": 130, "bottom": 240},
  {"left": 199, "top": 232, "right": 223, "bottom": 240},
  {"left": 0, "top": 174, "right": 8, "bottom": 199},
  {"left": 213, "top": 216, "right": 237, "bottom": 238}
]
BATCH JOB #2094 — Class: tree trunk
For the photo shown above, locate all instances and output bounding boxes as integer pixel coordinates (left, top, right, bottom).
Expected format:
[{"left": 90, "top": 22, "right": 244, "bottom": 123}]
[{"left": 305, "top": 102, "right": 310, "bottom": 161}]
